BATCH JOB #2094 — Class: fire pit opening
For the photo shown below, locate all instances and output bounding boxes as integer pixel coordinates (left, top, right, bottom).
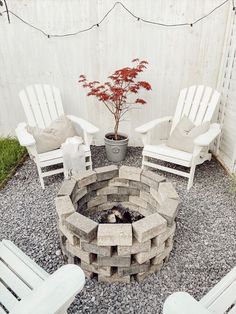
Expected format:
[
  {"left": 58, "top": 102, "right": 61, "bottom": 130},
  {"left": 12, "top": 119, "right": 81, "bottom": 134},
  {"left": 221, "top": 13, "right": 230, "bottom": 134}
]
[
  {"left": 81, "top": 204, "right": 144, "bottom": 224},
  {"left": 56, "top": 165, "right": 180, "bottom": 283}
]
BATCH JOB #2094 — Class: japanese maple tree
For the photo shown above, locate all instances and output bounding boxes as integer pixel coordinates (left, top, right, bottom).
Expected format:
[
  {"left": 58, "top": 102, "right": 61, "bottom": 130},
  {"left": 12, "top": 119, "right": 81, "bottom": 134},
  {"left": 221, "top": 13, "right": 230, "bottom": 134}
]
[{"left": 78, "top": 59, "right": 151, "bottom": 140}]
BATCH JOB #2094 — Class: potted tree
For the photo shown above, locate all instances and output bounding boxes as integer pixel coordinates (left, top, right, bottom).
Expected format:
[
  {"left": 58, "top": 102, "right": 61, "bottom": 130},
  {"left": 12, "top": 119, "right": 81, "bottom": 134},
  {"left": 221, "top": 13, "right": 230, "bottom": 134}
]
[{"left": 78, "top": 59, "right": 151, "bottom": 162}]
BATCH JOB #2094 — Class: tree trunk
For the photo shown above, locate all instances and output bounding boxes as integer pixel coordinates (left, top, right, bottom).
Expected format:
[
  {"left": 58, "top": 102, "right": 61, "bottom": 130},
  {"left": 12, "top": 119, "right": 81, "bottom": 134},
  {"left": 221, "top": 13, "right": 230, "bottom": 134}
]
[{"left": 114, "top": 118, "right": 119, "bottom": 140}]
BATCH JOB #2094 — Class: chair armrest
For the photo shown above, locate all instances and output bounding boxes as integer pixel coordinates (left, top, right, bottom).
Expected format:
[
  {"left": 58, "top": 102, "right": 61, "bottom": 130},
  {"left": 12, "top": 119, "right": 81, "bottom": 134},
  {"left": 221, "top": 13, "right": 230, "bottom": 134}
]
[
  {"left": 135, "top": 116, "right": 172, "bottom": 134},
  {"left": 11, "top": 264, "right": 85, "bottom": 314},
  {"left": 163, "top": 292, "right": 211, "bottom": 314},
  {"left": 15, "top": 122, "right": 36, "bottom": 147},
  {"left": 67, "top": 115, "right": 99, "bottom": 134},
  {"left": 194, "top": 123, "right": 221, "bottom": 147}
]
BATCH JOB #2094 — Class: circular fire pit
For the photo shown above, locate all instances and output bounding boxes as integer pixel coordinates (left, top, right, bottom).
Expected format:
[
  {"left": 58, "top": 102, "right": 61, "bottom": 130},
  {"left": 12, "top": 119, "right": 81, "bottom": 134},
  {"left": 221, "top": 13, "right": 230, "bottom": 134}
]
[{"left": 55, "top": 165, "right": 179, "bottom": 283}]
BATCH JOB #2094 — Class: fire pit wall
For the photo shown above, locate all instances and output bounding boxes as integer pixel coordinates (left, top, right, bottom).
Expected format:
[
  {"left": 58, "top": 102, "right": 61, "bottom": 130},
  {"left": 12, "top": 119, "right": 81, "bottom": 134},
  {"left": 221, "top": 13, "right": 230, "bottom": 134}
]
[{"left": 56, "top": 165, "right": 179, "bottom": 283}]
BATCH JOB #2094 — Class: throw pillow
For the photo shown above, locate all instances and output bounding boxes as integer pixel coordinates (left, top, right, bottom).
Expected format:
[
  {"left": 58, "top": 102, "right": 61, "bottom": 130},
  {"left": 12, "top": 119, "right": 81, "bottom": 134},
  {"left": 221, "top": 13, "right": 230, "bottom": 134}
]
[
  {"left": 167, "top": 115, "right": 210, "bottom": 153},
  {"left": 27, "top": 115, "right": 79, "bottom": 153}
]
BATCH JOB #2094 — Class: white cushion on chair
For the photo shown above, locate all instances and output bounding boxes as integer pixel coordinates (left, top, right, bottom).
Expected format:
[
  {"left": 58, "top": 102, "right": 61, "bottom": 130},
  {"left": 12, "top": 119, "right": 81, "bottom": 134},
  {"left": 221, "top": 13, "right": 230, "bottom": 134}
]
[
  {"left": 167, "top": 115, "right": 210, "bottom": 153},
  {"left": 28, "top": 115, "right": 79, "bottom": 153}
]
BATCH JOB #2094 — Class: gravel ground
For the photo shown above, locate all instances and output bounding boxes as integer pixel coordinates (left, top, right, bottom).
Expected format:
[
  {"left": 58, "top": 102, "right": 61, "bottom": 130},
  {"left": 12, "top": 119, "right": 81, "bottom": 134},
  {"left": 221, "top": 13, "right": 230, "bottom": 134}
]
[{"left": 0, "top": 146, "right": 236, "bottom": 314}]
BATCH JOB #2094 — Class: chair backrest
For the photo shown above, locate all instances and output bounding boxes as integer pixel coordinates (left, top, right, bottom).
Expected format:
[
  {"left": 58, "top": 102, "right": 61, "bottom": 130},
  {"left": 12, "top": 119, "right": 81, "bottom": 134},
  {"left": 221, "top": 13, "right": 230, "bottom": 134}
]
[
  {"left": 19, "top": 84, "right": 64, "bottom": 128},
  {"left": 171, "top": 85, "right": 220, "bottom": 133}
]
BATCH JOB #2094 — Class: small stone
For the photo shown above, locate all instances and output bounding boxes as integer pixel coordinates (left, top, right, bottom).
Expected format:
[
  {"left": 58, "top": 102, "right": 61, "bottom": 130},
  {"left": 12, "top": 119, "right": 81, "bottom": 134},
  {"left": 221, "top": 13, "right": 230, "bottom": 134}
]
[{"left": 55, "top": 249, "right": 61, "bottom": 256}]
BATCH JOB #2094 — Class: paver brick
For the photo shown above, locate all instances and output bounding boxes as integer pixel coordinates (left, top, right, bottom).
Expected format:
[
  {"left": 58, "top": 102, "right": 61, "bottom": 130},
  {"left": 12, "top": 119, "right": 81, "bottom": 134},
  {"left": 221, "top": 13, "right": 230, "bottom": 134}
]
[
  {"left": 98, "top": 273, "right": 130, "bottom": 283},
  {"left": 118, "top": 187, "right": 140, "bottom": 196},
  {"left": 58, "top": 221, "right": 79, "bottom": 246},
  {"left": 97, "top": 202, "right": 118, "bottom": 211},
  {"left": 118, "top": 239, "right": 151, "bottom": 256},
  {"left": 80, "top": 239, "right": 112, "bottom": 256},
  {"left": 87, "top": 195, "right": 107, "bottom": 208},
  {"left": 97, "top": 186, "right": 119, "bottom": 195},
  {"left": 132, "top": 213, "right": 167, "bottom": 243},
  {"left": 135, "top": 262, "right": 163, "bottom": 282},
  {"left": 152, "top": 223, "right": 176, "bottom": 247},
  {"left": 118, "top": 261, "right": 150, "bottom": 276},
  {"left": 97, "top": 224, "right": 132, "bottom": 246},
  {"left": 81, "top": 261, "right": 111, "bottom": 276},
  {"left": 66, "top": 241, "right": 95, "bottom": 264},
  {"left": 140, "top": 190, "right": 159, "bottom": 209},
  {"left": 74, "top": 170, "right": 97, "bottom": 188},
  {"left": 129, "top": 180, "right": 150, "bottom": 193},
  {"left": 119, "top": 166, "right": 142, "bottom": 181},
  {"left": 107, "top": 194, "right": 129, "bottom": 202},
  {"left": 87, "top": 180, "right": 108, "bottom": 192},
  {"left": 98, "top": 253, "right": 131, "bottom": 267},
  {"left": 65, "top": 212, "right": 98, "bottom": 241},
  {"left": 158, "top": 198, "right": 179, "bottom": 226},
  {"left": 95, "top": 165, "right": 119, "bottom": 181},
  {"left": 134, "top": 244, "right": 165, "bottom": 264},
  {"left": 55, "top": 196, "right": 75, "bottom": 222},
  {"left": 151, "top": 245, "right": 173, "bottom": 265},
  {"left": 129, "top": 196, "right": 148, "bottom": 209},
  {"left": 109, "top": 177, "right": 129, "bottom": 187},
  {"left": 158, "top": 182, "right": 179, "bottom": 203},
  {"left": 72, "top": 187, "right": 87, "bottom": 204},
  {"left": 57, "top": 178, "right": 76, "bottom": 196}
]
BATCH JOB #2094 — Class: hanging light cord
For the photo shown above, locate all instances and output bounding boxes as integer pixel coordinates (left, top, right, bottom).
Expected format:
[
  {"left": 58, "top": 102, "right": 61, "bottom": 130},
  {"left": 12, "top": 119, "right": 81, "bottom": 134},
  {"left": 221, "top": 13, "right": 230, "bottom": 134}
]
[{"left": 0, "top": 0, "right": 232, "bottom": 38}]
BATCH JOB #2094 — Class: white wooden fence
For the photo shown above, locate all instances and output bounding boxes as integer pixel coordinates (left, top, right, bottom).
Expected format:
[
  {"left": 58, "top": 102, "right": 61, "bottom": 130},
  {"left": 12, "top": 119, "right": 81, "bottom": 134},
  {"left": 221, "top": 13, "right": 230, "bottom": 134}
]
[{"left": 0, "top": 0, "right": 230, "bottom": 147}]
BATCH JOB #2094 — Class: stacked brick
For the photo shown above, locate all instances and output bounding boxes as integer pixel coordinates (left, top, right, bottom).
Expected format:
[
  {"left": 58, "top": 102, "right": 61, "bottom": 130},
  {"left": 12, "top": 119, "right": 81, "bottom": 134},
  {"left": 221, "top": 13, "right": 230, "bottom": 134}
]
[{"left": 55, "top": 165, "right": 179, "bottom": 283}]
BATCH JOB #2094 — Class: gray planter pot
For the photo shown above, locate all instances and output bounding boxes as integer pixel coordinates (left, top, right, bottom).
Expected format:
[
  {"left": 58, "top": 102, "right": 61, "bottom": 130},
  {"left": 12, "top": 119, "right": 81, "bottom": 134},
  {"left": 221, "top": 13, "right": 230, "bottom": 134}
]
[{"left": 104, "top": 133, "right": 129, "bottom": 162}]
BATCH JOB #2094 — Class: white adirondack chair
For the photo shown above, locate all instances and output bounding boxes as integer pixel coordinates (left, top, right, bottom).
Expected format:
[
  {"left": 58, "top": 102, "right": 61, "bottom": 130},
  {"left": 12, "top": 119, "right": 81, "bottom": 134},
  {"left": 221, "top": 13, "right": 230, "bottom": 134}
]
[
  {"left": 0, "top": 239, "right": 85, "bottom": 314},
  {"left": 15, "top": 84, "right": 99, "bottom": 189},
  {"left": 163, "top": 266, "right": 236, "bottom": 314},
  {"left": 135, "top": 85, "right": 221, "bottom": 190}
]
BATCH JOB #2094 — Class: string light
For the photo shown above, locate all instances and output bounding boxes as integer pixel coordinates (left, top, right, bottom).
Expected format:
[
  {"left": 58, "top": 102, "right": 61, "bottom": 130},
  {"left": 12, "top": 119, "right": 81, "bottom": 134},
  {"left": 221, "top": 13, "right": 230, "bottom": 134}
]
[{"left": 0, "top": 0, "right": 231, "bottom": 38}]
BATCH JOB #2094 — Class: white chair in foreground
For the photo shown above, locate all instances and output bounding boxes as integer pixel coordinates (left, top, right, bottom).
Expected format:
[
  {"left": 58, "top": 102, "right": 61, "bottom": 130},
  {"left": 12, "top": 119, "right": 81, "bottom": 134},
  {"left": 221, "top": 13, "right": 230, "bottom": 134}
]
[
  {"left": 15, "top": 84, "right": 99, "bottom": 189},
  {"left": 163, "top": 266, "right": 236, "bottom": 314},
  {"left": 135, "top": 85, "right": 221, "bottom": 190},
  {"left": 0, "top": 239, "right": 85, "bottom": 314}
]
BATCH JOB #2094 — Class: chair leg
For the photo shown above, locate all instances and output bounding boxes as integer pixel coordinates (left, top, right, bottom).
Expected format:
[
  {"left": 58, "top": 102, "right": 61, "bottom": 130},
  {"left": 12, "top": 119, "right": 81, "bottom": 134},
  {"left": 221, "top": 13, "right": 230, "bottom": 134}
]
[
  {"left": 187, "top": 164, "right": 196, "bottom": 190},
  {"left": 36, "top": 163, "right": 45, "bottom": 189},
  {"left": 142, "top": 155, "right": 148, "bottom": 170}
]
